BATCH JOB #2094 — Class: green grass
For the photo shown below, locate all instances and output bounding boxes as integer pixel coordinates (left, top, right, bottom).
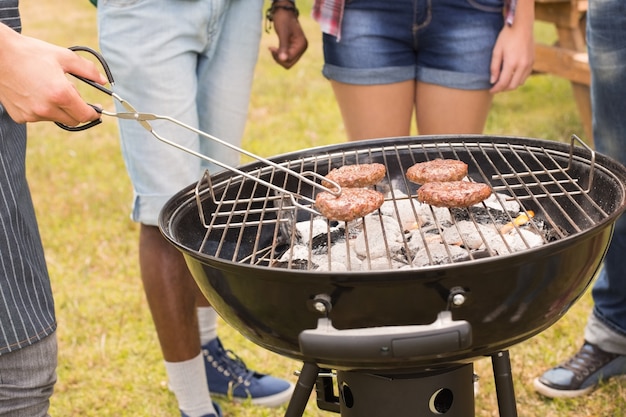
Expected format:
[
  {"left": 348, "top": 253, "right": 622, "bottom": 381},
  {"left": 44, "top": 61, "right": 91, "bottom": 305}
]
[{"left": 19, "top": 0, "right": 624, "bottom": 416}]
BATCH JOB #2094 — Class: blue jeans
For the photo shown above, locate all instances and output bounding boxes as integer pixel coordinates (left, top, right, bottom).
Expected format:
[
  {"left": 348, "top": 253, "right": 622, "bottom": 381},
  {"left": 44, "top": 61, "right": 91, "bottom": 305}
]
[
  {"left": 322, "top": 0, "right": 505, "bottom": 89},
  {"left": 97, "top": 0, "right": 262, "bottom": 225},
  {"left": 583, "top": 0, "right": 626, "bottom": 354}
]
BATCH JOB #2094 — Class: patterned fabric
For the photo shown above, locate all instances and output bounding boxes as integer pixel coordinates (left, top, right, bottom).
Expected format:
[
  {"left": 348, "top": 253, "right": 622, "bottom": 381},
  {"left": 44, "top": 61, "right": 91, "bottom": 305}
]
[
  {"left": 312, "top": 0, "right": 518, "bottom": 40},
  {"left": 0, "top": 0, "right": 20, "bottom": 31},
  {"left": 0, "top": 0, "right": 57, "bottom": 355}
]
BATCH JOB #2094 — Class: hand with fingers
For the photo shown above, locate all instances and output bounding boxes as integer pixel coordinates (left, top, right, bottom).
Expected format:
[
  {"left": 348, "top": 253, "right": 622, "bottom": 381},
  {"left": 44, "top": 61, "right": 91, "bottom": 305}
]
[
  {"left": 266, "top": 0, "right": 308, "bottom": 69},
  {"left": 0, "top": 23, "right": 107, "bottom": 126}
]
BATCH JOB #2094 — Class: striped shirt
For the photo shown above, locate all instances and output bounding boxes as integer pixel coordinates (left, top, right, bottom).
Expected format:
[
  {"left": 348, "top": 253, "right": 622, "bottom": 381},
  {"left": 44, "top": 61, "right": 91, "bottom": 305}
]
[
  {"left": 312, "top": 0, "right": 518, "bottom": 41},
  {"left": 0, "top": 0, "right": 57, "bottom": 355}
]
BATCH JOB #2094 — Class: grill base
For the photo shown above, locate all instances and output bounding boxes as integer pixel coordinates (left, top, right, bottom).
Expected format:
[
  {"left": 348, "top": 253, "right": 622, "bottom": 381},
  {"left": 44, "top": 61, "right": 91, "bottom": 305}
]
[{"left": 285, "top": 352, "right": 518, "bottom": 417}]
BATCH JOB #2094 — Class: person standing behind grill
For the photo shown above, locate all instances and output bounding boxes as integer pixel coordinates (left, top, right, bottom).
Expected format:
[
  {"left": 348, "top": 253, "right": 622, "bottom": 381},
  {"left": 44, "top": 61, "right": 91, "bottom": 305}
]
[
  {"left": 312, "top": 0, "right": 535, "bottom": 140},
  {"left": 0, "top": 2, "right": 106, "bottom": 415},
  {"left": 96, "top": 1, "right": 307, "bottom": 416},
  {"left": 533, "top": 0, "right": 626, "bottom": 399}
]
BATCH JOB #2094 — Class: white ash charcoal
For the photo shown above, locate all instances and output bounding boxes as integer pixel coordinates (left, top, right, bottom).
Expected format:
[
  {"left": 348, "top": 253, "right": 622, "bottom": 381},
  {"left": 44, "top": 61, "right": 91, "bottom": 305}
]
[
  {"left": 361, "top": 257, "right": 407, "bottom": 271},
  {"left": 482, "top": 193, "right": 521, "bottom": 213},
  {"left": 328, "top": 241, "right": 362, "bottom": 270},
  {"left": 380, "top": 190, "right": 423, "bottom": 229},
  {"left": 417, "top": 203, "right": 453, "bottom": 225},
  {"left": 315, "top": 261, "right": 349, "bottom": 272},
  {"left": 489, "top": 228, "right": 544, "bottom": 255},
  {"left": 354, "top": 216, "right": 405, "bottom": 259},
  {"left": 500, "top": 228, "right": 545, "bottom": 254},
  {"left": 412, "top": 242, "right": 470, "bottom": 267},
  {"left": 441, "top": 221, "right": 491, "bottom": 250},
  {"left": 405, "top": 228, "right": 448, "bottom": 255},
  {"left": 295, "top": 219, "right": 333, "bottom": 243},
  {"left": 278, "top": 244, "right": 310, "bottom": 262}
]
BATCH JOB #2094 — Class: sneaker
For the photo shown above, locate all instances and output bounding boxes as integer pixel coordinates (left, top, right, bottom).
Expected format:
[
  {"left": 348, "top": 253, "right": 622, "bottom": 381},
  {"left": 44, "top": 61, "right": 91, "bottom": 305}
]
[
  {"left": 180, "top": 401, "right": 223, "bottom": 417},
  {"left": 534, "top": 341, "right": 626, "bottom": 398},
  {"left": 203, "top": 338, "right": 294, "bottom": 407}
]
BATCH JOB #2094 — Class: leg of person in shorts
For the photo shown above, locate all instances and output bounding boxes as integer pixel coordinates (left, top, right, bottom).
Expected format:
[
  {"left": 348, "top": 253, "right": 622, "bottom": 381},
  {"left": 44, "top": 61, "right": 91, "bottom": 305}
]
[
  {"left": 98, "top": 1, "right": 293, "bottom": 415},
  {"left": 321, "top": 0, "right": 534, "bottom": 140}
]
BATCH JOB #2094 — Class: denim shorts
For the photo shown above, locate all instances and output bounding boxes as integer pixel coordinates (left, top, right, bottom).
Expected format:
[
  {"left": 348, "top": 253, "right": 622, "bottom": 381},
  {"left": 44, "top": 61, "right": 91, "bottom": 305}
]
[
  {"left": 98, "top": 0, "right": 262, "bottom": 225},
  {"left": 323, "top": 0, "right": 505, "bottom": 90}
]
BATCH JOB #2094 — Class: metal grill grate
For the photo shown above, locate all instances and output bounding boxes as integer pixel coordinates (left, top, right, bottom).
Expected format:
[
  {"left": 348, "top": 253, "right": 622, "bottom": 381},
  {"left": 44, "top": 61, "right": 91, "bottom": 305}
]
[{"left": 186, "top": 136, "right": 614, "bottom": 271}]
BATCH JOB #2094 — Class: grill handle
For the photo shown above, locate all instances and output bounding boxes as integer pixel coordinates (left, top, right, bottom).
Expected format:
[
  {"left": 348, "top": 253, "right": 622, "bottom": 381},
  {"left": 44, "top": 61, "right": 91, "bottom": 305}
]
[{"left": 299, "top": 311, "right": 472, "bottom": 362}]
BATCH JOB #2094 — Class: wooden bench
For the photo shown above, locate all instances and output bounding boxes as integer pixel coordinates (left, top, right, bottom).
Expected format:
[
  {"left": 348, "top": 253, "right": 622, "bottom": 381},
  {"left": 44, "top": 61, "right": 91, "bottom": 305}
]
[{"left": 533, "top": 0, "right": 592, "bottom": 145}]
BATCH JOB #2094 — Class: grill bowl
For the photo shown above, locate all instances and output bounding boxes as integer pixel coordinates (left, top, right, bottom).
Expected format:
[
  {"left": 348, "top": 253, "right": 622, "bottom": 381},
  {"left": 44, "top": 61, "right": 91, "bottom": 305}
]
[{"left": 160, "top": 135, "right": 626, "bottom": 371}]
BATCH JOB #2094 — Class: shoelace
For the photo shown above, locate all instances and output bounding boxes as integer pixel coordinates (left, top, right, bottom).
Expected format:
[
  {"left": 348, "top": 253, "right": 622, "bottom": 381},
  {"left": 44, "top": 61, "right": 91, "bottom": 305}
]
[
  {"left": 213, "top": 346, "right": 255, "bottom": 385},
  {"left": 559, "top": 344, "right": 618, "bottom": 381}
]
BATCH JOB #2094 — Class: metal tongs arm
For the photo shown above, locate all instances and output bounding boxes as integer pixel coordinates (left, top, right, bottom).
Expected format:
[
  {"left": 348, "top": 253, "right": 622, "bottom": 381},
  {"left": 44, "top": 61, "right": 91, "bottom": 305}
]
[{"left": 108, "top": 111, "right": 342, "bottom": 214}]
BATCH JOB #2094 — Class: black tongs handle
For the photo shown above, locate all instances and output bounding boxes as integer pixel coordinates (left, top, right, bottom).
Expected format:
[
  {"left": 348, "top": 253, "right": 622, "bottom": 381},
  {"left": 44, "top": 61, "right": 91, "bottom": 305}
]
[{"left": 55, "top": 45, "right": 115, "bottom": 132}]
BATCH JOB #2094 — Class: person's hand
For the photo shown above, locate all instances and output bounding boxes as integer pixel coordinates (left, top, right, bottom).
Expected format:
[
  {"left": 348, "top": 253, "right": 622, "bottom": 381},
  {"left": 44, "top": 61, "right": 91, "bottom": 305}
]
[
  {"left": 0, "top": 24, "right": 107, "bottom": 125},
  {"left": 268, "top": 2, "right": 308, "bottom": 69},
  {"left": 489, "top": 5, "right": 535, "bottom": 94}
]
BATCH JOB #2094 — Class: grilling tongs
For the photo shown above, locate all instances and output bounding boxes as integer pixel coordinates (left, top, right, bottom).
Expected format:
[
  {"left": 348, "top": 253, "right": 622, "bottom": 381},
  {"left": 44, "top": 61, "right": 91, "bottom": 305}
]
[{"left": 56, "top": 46, "right": 341, "bottom": 217}]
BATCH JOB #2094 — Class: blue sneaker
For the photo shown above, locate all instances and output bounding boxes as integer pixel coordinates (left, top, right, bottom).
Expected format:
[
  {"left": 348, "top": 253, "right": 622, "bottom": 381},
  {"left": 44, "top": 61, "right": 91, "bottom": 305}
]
[
  {"left": 203, "top": 338, "right": 294, "bottom": 407},
  {"left": 534, "top": 341, "right": 626, "bottom": 398},
  {"left": 180, "top": 401, "right": 222, "bottom": 417}
]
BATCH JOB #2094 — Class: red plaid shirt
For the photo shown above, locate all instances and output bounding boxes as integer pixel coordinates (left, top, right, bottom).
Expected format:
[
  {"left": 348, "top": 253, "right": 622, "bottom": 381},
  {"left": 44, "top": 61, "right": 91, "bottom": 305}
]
[{"left": 312, "top": 0, "right": 518, "bottom": 41}]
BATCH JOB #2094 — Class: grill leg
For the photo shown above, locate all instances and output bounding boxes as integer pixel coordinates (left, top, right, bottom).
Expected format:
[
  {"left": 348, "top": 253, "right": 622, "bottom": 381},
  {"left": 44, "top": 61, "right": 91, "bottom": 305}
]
[
  {"left": 284, "top": 362, "right": 319, "bottom": 417},
  {"left": 491, "top": 350, "right": 518, "bottom": 417}
]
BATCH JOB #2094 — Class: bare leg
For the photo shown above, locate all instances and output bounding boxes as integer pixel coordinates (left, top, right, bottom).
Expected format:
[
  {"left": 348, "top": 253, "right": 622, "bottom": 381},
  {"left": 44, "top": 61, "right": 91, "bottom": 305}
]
[
  {"left": 415, "top": 82, "right": 493, "bottom": 135},
  {"left": 330, "top": 80, "right": 415, "bottom": 141},
  {"left": 139, "top": 224, "right": 207, "bottom": 362}
]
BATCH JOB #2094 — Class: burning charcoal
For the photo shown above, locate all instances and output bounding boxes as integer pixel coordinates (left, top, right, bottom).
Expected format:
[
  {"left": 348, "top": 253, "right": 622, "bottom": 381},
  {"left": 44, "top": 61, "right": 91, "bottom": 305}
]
[
  {"left": 412, "top": 243, "right": 469, "bottom": 267},
  {"left": 441, "top": 221, "right": 488, "bottom": 250},
  {"left": 362, "top": 257, "right": 408, "bottom": 271},
  {"left": 491, "top": 228, "right": 545, "bottom": 255},
  {"left": 271, "top": 259, "right": 316, "bottom": 270},
  {"left": 310, "top": 227, "right": 345, "bottom": 255},
  {"left": 449, "top": 205, "right": 518, "bottom": 224},
  {"left": 330, "top": 242, "right": 362, "bottom": 270},
  {"left": 418, "top": 204, "right": 453, "bottom": 224},
  {"left": 314, "top": 261, "right": 349, "bottom": 272},
  {"left": 354, "top": 216, "right": 404, "bottom": 259},
  {"left": 278, "top": 244, "right": 310, "bottom": 263},
  {"left": 482, "top": 192, "right": 521, "bottom": 213},
  {"left": 379, "top": 190, "right": 423, "bottom": 229},
  {"left": 295, "top": 219, "right": 331, "bottom": 243}
]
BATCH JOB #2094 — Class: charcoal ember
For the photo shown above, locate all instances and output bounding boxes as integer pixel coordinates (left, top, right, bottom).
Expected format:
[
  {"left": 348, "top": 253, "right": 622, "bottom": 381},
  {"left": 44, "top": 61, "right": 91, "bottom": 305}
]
[
  {"left": 314, "top": 261, "right": 349, "bottom": 272},
  {"left": 379, "top": 190, "right": 423, "bottom": 229},
  {"left": 441, "top": 221, "right": 493, "bottom": 250},
  {"left": 271, "top": 259, "right": 317, "bottom": 270},
  {"left": 354, "top": 216, "right": 404, "bottom": 259},
  {"left": 295, "top": 219, "right": 331, "bottom": 243},
  {"left": 310, "top": 242, "right": 362, "bottom": 271},
  {"left": 362, "top": 257, "right": 408, "bottom": 271},
  {"left": 412, "top": 243, "right": 470, "bottom": 267},
  {"left": 482, "top": 192, "right": 521, "bottom": 213},
  {"left": 492, "top": 228, "right": 545, "bottom": 255},
  {"left": 310, "top": 227, "right": 345, "bottom": 255},
  {"left": 449, "top": 206, "right": 517, "bottom": 224}
]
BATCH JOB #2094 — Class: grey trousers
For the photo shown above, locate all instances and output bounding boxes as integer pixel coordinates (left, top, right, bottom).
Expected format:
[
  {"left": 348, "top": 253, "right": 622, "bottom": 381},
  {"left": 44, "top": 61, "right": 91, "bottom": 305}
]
[{"left": 0, "top": 333, "right": 57, "bottom": 417}]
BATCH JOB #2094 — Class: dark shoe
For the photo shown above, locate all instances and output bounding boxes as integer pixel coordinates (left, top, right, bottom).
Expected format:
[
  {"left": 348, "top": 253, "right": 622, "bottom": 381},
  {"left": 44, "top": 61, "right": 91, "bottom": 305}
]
[
  {"left": 534, "top": 341, "right": 626, "bottom": 398},
  {"left": 180, "top": 401, "right": 222, "bottom": 417},
  {"left": 203, "top": 338, "right": 294, "bottom": 407}
]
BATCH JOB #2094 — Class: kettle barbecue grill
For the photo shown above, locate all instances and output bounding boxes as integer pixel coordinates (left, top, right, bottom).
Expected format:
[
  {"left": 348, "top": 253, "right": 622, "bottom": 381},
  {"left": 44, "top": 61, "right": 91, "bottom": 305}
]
[
  {"left": 159, "top": 134, "right": 626, "bottom": 417},
  {"left": 54, "top": 48, "right": 623, "bottom": 416}
]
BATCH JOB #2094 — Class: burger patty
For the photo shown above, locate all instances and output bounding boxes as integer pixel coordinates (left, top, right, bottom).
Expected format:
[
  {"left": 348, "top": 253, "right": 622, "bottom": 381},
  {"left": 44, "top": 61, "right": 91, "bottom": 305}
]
[
  {"left": 322, "top": 163, "right": 386, "bottom": 189},
  {"left": 315, "top": 188, "right": 385, "bottom": 222},
  {"left": 406, "top": 159, "right": 468, "bottom": 184},
  {"left": 417, "top": 181, "right": 492, "bottom": 208}
]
